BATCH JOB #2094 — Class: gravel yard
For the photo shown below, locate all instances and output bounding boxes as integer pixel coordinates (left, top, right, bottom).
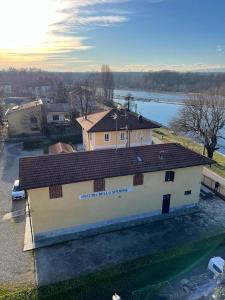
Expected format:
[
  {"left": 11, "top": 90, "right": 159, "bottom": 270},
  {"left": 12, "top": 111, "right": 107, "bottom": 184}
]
[{"left": 0, "top": 143, "right": 41, "bottom": 286}]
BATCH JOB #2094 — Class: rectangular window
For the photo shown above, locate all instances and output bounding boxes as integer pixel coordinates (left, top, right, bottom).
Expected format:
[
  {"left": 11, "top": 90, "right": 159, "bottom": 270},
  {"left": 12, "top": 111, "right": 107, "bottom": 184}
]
[
  {"left": 53, "top": 115, "right": 60, "bottom": 121},
  {"left": 49, "top": 185, "right": 63, "bottom": 199},
  {"left": 133, "top": 173, "right": 144, "bottom": 186},
  {"left": 94, "top": 179, "right": 105, "bottom": 192},
  {"left": 120, "top": 132, "right": 125, "bottom": 140},
  {"left": 104, "top": 133, "right": 110, "bottom": 142},
  {"left": 165, "top": 170, "right": 175, "bottom": 182},
  {"left": 184, "top": 190, "right": 192, "bottom": 195}
]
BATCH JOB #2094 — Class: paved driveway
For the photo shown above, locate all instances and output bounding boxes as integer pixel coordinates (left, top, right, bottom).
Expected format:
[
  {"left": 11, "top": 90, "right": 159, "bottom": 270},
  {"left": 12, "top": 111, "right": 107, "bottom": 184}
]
[
  {"left": 36, "top": 195, "right": 225, "bottom": 286},
  {"left": 0, "top": 143, "right": 41, "bottom": 286}
]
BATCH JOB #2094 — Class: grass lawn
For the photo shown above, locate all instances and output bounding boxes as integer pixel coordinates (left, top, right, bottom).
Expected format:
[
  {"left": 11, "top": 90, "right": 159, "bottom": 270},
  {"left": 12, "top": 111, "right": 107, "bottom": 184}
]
[
  {"left": 1, "top": 233, "right": 225, "bottom": 300},
  {"left": 153, "top": 128, "right": 225, "bottom": 178}
]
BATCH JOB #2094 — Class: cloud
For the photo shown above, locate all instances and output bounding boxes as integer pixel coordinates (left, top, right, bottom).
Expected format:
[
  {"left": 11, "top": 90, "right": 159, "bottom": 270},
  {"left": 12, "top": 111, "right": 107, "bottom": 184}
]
[
  {"left": 216, "top": 45, "right": 223, "bottom": 53},
  {"left": 74, "top": 15, "right": 127, "bottom": 26},
  {"left": 0, "top": 0, "right": 129, "bottom": 70}
]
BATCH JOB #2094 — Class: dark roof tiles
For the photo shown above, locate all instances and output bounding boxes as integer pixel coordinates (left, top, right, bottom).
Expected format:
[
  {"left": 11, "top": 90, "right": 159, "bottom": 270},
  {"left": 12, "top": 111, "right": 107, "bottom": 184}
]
[
  {"left": 76, "top": 108, "right": 161, "bottom": 132},
  {"left": 19, "top": 143, "right": 212, "bottom": 190}
]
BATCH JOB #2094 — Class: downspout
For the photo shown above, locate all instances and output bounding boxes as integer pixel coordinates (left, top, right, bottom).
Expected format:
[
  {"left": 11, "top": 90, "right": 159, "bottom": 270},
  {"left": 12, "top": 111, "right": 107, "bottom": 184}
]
[{"left": 88, "top": 132, "right": 91, "bottom": 151}]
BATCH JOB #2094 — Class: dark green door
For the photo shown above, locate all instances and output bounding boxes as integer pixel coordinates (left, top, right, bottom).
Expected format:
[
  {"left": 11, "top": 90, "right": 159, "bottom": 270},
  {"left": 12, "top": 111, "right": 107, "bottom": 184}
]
[{"left": 162, "top": 194, "right": 171, "bottom": 214}]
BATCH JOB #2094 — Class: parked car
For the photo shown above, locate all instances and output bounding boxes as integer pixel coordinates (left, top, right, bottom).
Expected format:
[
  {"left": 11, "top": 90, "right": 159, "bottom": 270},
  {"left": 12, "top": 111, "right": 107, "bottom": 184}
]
[{"left": 12, "top": 180, "right": 25, "bottom": 200}]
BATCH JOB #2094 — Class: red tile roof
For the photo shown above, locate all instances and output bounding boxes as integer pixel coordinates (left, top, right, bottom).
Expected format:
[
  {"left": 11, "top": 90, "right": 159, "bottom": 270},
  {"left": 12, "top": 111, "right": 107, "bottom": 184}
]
[
  {"left": 19, "top": 143, "right": 212, "bottom": 190},
  {"left": 49, "top": 143, "right": 74, "bottom": 155},
  {"left": 76, "top": 108, "right": 160, "bottom": 132}
]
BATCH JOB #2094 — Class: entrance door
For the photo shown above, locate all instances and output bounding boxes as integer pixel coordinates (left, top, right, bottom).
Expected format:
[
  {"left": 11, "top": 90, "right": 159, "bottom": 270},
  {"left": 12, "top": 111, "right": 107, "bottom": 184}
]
[{"left": 162, "top": 194, "right": 171, "bottom": 214}]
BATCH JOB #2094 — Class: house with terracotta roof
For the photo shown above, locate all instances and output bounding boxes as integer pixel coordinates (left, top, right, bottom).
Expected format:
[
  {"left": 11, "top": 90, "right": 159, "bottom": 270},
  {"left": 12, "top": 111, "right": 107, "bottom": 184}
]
[
  {"left": 6, "top": 100, "right": 44, "bottom": 136},
  {"left": 48, "top": 142, "right": 74, "bottom": 155},
  {"left": 76, "top": 108, "right": 160, "bottom": 151},
  {"left": 19, "top": 143, "right": 212, "bottom": 247}
]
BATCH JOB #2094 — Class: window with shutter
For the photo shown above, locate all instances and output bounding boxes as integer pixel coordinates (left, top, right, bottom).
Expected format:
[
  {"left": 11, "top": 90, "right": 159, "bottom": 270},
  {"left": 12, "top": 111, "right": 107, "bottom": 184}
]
[
  {"left": 133, "top": 173, "right": 144, "bottom": 186},
  {"left": 49, "top": 185, "right": 63, "bottom": 199},
  {"left": 94, "top": 179, "right": 105, "bottom": 192},
  {"left": 165, "top": 171, "right": 175, "bottom": 182}
]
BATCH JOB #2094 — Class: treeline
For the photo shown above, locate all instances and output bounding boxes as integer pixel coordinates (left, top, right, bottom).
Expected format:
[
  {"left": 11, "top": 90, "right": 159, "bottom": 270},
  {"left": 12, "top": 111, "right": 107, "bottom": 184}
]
[
  {"left": 113, "top": 71, "right": 225, "bottom": 94},
  {"left": 1, "top": 68, "right": 225, "bottom": 94}
]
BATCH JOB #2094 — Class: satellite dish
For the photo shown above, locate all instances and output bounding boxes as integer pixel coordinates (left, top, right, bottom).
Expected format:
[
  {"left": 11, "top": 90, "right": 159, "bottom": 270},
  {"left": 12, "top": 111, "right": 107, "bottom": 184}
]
[{"left": 112, "top": 293, "right": 121, "bottom": 300}]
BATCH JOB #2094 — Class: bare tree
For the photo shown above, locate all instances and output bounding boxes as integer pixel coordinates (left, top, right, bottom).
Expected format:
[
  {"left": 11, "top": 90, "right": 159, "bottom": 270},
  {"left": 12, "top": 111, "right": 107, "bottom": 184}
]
[
  {"left": 123, "top": 93, "right": 137, "bottom": 112},
  {"left": 170, "top": 94, "right": 225, "bottom": 158},
  {"left": 70, "top": 79, "right": 97, "bottom": 118},
  {"left": 101, "top": 64, "right": 114, "bottom": 105},
  {"left": 0, "top": 89, "right": 5, "bottom": 126},
  {"left": 0, "top": 90, "right": 5, "bottom": 146},
  {"left": 56, "top": 82, "right": 68, "bottom": 103}
]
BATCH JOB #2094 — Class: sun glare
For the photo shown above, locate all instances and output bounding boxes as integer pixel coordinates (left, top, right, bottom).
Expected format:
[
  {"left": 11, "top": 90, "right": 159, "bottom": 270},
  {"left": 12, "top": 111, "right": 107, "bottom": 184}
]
[{"left": 0, "top": 0, "right": 61, "bottom": 52}]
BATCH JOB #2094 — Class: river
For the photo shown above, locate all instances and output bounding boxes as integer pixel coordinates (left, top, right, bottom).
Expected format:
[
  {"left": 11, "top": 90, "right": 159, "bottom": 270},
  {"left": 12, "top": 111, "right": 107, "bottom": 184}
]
[{"left": 114, "top": 89, "right": 225, "bottom": 154}]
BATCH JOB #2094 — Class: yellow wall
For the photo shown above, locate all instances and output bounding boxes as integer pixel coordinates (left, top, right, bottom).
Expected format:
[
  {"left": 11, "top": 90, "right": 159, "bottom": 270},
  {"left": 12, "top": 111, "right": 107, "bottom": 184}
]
[
  {"left": 7, "top": 105, "right": 43, "bottom": 136},
  {"left": 28, "top": 165, "right": 202, "bottom": 235},
  {"left": 83, "top": 129, "right": 152, "bottom": 151}
]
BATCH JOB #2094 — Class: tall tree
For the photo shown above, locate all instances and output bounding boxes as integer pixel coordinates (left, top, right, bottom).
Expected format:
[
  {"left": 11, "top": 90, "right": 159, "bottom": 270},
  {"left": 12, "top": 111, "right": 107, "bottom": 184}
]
[
  {"left": 56, "top": 82, "right": 68, "bottom": 103},
  {"left": 0, "top": 89, "right": 5, "bottom": 126},
  {"left": 70, "top": 79, "right": 96, "bottom": 118},
  {"left": 170, "top": 94, "right": 225, "bottom": 158},
  {"left": 101, "top": 64, "right": 115, "bottom": 105}
]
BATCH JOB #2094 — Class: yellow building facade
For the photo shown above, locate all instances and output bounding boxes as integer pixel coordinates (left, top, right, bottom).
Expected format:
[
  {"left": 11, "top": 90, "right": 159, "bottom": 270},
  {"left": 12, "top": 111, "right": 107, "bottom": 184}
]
[
  {"left": 20, "top": 142, "right": 212, "bottom": 247},
  {"left": 28, "top": 165, "right": 202, "bottom": 240},
  {"left": 7, "top": 100, "right": 43, "bottom": 136},
  {"left": 83, "top": 128, "right": 152, "bottom": 151},
  {"left": 77, "top": 108, "right": 160, "bottom": 151}
]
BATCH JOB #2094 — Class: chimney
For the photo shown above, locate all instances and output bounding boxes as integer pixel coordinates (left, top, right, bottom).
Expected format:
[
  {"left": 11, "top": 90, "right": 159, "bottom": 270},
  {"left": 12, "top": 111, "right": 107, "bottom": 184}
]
[{"left": 138, "top": 115, "right": 143, "bottom": 124}]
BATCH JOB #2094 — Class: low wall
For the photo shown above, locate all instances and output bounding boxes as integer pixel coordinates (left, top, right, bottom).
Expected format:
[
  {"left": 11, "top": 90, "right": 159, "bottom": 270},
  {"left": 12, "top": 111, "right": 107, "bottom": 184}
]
[{"left": 202, "top": 174, "right": 225, "bottom": 199}]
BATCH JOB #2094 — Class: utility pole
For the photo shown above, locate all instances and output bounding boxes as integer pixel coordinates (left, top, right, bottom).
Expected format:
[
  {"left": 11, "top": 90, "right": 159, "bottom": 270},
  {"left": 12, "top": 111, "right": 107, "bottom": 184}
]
[
  {"left": 203, "top": 129, "right": 207, "bottom": 156},
  {"left": 112, "top": 112, "right": 118, "bottom": 151}
]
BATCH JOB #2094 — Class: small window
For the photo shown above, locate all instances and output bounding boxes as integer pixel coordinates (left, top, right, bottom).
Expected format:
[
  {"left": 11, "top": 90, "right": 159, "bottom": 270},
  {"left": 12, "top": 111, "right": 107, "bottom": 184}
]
[
  {"left": 49, "top": 185, "right": 63, "bottom": 199},
  {"left": 104, "top": 133, "right": 110, "bottom": 142},
  {"left": 53, "top": 115, "right": 60, "bottom": 121},
  {"left": 165, "top": 171, "right": 175, "bottom": 182},
  {"left": 94, "top": 179, "right": 105, "bottom": 192},
  {"left": 133, "top": 173, "right": 144, "bottom": 186},
  {"left": 120, "top": 132, "right": 125, "bottom": 140},
  {"left": 30, "top": 116, "right": 38, "bottom": 124},
  {"left": 184, "top": 190, "right": 192, "bottom": 195}
]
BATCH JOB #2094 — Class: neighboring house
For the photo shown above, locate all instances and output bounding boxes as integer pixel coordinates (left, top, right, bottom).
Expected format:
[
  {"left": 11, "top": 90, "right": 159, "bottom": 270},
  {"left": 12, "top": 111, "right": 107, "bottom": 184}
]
[
  {"left": 0, "top": 84, "right": 12, "bottom": 95},
  {"left": 6, "top": 100, "right": 43, "bottom": 136},
  {"left": 76, "top": 108, "right": 160, "bottom": 151},
  {"left": 19, "top": 143, "right": 212, "bottom": 247},
  {"left": 44, "top": 103, "right": 71, "bottom": 124},
  {"left": 49, "top": 142, "right": 74, "bottom": 155},
  {"left": 27, "top": 84, "right": 52, "bottom": 98}
]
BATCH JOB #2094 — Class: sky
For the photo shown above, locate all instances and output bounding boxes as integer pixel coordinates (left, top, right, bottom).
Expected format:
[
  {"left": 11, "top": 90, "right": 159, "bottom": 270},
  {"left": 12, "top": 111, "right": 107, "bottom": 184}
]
[{"left": 0, "top": 0, "right": 225, "bottom": 72}]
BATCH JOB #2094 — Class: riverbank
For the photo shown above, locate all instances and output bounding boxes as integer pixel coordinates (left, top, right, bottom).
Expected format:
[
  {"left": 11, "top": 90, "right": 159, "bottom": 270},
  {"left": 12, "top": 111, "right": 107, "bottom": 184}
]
[{"left": 153, "top": 128, "right": 225, "bottom": 178}]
